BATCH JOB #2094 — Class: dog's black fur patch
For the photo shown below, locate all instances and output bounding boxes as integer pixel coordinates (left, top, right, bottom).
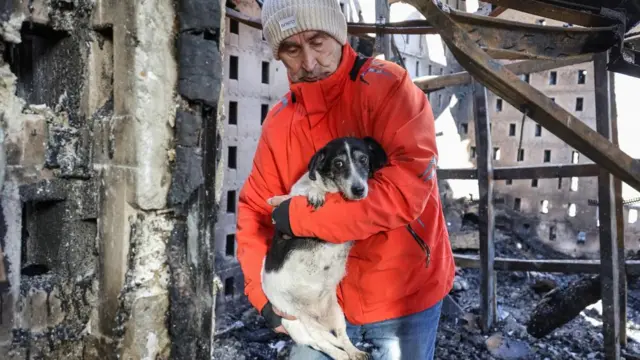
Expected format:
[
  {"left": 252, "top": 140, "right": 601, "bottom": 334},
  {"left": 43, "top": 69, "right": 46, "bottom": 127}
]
[{"left": 264, "top": 137, "right": 387, "bottom": 273}]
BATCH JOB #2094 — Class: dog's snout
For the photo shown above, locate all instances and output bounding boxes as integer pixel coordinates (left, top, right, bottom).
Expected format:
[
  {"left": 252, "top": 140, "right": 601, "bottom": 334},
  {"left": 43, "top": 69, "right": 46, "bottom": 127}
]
[{"left": 351, "top": 184, "right": 365, "bottom": 197}]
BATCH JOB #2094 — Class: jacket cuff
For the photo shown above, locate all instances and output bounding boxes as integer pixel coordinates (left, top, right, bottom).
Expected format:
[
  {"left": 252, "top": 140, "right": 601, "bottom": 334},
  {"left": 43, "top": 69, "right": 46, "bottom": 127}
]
[
  {"left": 260, "top": 301, "right": 282, "bottom": 329},
  {"left": 272, "top": 198, "right": 294, "bottom": 236}
]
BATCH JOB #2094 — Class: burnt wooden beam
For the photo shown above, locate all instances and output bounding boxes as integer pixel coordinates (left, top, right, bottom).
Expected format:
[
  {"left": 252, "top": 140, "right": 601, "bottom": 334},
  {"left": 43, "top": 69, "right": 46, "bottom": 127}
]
[
  {"left": 480, "top": 0, "right": 617, "bottom": 27},
  {"left": 453, "top": 254, "right": 640, "bottom": 277},
  {"left": 226, "top": 7, "right": 440, "bottom": 34},
  {"left": 594, "top": 51, "right": 623, "bottom": 358},
  {"left": 610, "top": 63, "right": 628, "bottom": 347},
  {"left": 447, "top": 9, "right": 619, "bottom": 59},
  {"left": 608, "top": 46, "right": 640, "bottom": 79},
  {"left": 375, "top": 0, "right": 392, "bottom": 59},
  {"left": 472, "top": 80, "right": 496, "bottom": 332},
  {"left": 526, "top": 275, "right": 602, "bottom": 339},
  {"left": 438, "top": 163, "right": 600, "bottom": 180},
  {"left": 414, "top": 54, "right": 594, "bottom": 92},
  {"left": 411, "top": 0, "right": 640, "bottom": 194},
  {"left": 438, "top": 168, "right": 478, "bottom": 180}
]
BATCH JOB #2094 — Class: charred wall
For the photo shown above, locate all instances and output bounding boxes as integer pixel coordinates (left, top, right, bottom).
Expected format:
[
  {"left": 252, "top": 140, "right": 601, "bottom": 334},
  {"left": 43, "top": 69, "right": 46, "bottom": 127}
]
[
  {"left": 166, "top": 0, "right": 225, "bottom": 358},
  {"left": 0, "top": 0, "right": 224, "bottom": 359}
]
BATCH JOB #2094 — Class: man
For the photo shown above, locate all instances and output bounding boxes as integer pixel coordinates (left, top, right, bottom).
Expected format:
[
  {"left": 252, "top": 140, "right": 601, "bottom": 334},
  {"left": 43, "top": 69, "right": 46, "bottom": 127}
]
[{"left": 236, "top": 0, "right": 455, "bottom": 358}]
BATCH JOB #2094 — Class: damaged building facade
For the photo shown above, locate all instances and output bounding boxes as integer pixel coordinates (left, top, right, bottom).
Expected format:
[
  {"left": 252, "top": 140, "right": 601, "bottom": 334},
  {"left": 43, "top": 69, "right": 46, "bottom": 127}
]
[
  {"left": 1, "top": 0, "right": 225, "bottom": 359},
  {"left": 459, "top": 9, "right": 640, "bottom": 257},
  {"left": 213, "top": 2, "right": 289, "bottom": 313}
]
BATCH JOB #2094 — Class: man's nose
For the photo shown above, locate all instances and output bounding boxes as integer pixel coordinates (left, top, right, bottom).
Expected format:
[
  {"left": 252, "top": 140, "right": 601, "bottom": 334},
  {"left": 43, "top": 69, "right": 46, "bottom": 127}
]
[{"left": 301, "top": 51, "right": 316, "bottom": 72}]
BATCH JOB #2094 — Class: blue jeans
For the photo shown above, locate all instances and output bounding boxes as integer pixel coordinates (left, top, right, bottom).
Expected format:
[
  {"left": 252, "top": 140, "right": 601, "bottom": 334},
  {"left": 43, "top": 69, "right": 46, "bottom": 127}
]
[{"left": 289, "top": 300, "right": 443, "bottom": 360}]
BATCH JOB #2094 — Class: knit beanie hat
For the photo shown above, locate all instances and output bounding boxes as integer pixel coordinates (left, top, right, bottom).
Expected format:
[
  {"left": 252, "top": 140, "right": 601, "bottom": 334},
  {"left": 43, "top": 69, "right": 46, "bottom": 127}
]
[{"left": 261, "top": 0, "right": 348, "bottom": 59}]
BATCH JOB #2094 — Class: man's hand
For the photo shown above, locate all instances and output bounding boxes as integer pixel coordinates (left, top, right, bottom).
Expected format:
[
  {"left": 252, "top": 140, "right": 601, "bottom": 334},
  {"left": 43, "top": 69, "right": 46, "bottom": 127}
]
[
  {"left": 272, "top": 305, "right": 297, "bottom": 335},
  {"left": 261, "top": 301, "right": 297, "bottom": 335},
  {"left": 268, "top": 195, "right": 295, "bottom": 237},
  {"left": 268, "top": 195, "right": 291, "bottom": 207},
  {"left": 273, "top": 305, "right": 297, "bottom": 321}
]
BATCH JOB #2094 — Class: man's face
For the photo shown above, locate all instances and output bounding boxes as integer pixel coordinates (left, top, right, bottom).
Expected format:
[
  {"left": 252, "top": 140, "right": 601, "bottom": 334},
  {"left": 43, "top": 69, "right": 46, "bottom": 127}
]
[{"left": 277, "top": 31, "right": 343, "bottom": 83}]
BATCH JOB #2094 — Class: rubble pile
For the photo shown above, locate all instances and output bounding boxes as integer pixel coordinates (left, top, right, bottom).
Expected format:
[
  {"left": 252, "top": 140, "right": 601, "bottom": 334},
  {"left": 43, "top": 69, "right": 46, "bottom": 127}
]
[{"left": 212, "top": 227, "right": 640, "bottom": 359}]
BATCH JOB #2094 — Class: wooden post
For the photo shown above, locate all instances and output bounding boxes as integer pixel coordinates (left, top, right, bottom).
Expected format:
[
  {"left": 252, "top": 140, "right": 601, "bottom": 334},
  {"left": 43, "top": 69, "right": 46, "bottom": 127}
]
[
  {"left": 594, "top": 51, "right": 622, "bottom": 360},
  {"left": 375, "top": 0, "right": 392, "bottom": 60},
  {"left": 608, "top": 57, "right": 628, "bottom": 347},
  {"left": 472, "top": 80, "right": 496, "bottom": 332}
]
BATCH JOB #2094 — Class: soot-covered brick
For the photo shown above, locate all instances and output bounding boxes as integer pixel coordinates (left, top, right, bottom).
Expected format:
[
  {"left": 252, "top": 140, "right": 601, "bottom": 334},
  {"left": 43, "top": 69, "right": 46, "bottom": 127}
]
[
  {"left": 168, "top": 146, "right": 204, "bottom": 206},
  {"left": 176, "top": 110, "right": 202, "bottom": 147},
  {"left": 178, "top": 33, "right": 222, "bottom": 106},
  {"left": 179, "top": 0, "right": 222, "bottom": 32},
  {"left": 19, "top": 179, "right": 98, "bottom": 280},
  {"left": 10, "top": 34, "right": 85, "bottom": 128},
  {"left": 167, "top": 221, "right": 202, "bottom": 360}
]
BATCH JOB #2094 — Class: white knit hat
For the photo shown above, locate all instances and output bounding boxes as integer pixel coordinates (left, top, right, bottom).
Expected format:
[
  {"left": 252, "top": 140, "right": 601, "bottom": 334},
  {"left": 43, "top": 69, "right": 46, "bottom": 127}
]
[{"left": 261, "top": 0, "right": 348, "bottom": 59}]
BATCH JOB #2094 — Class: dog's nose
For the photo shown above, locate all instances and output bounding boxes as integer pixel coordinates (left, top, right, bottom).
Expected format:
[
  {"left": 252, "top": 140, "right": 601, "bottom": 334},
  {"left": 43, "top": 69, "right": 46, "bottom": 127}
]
[{"left": 351, "top": 185, "right": 365, "bottom": 197}]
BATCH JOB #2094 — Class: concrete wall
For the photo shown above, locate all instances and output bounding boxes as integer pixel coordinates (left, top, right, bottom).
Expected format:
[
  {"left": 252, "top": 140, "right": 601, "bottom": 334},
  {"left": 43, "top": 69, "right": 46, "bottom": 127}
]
[{"left": 214, "top": 11, "right": 291, "bottom": 313}]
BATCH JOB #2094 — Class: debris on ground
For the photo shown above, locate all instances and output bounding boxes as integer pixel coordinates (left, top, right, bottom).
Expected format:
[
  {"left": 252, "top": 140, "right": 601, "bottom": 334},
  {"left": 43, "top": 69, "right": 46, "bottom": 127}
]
[{"left": 212, "top": 227, "right": 640, "bottom": 360}]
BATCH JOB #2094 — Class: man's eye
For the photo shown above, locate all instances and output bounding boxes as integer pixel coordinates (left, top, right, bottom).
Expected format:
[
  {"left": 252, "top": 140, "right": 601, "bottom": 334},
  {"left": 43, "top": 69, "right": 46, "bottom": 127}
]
[{"left": 286, "top": 47, "right": 299, "bottom": 55}]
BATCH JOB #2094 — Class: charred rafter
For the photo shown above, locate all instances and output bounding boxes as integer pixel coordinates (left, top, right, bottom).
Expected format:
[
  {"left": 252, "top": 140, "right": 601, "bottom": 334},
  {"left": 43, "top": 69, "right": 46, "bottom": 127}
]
[
  {"left": 227, "top": 6, "right": 621, "bottom": 59},
  {"left": 447, "top": 8, "right": 620, "bottom": 59},
  {"left": 480, "top": 0, "right": 619, "bottom": 27},
  {"left": 414, "top": 54, "right": 594, "bottom": 92}
]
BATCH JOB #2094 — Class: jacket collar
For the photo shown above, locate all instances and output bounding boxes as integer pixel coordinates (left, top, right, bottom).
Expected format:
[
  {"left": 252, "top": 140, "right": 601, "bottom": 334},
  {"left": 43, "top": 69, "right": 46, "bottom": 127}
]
[{"left": 289, "top": 45, "right": 357, "bottom": 127}]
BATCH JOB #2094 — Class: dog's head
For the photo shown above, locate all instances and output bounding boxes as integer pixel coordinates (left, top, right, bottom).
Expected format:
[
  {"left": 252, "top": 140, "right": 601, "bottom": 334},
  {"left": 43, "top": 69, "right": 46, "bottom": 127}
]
[{"left": 308, "top": 136, "right": 388, "bottom": 200}]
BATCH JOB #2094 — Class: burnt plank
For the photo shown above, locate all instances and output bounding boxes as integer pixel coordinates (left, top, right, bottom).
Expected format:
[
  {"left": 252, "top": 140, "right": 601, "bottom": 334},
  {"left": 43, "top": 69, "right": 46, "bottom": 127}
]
[
  {"left": 594, "top": 51, "right": 621, "bottom": 359},
  {"left": 526, "top": 276, "right": 602, "bottom": 339},
  {"left": 374, "top": 0, "right": 392, "bottom": 59},
  {"left": 414, "top": 54, "right": 594, "bottom": 92},
  {"left": 437, "top": 163, "right": 599, "bottom": 180},
  {"left": 610, "top": 66, "right": 628, "bottom": 346},
  {"left": 480, "top": 0, "right": 616, "bottom": 27},
  {"left": 413, "top": 0, "right": 640, "bottom": 194},
  {"left": 447, "top": 9, "right": 617, "bottom": 59},
  {"left": 472, "top": 80, "right": 496, "bottom": 332},
  {"left": 453, "top": 254, "right": 640, "bottom": 277}
]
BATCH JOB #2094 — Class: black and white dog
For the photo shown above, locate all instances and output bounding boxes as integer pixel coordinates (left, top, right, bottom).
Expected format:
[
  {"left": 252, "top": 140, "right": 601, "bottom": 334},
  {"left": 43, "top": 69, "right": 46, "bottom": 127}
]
[{"left": 261, "top": 136, "right": 387, "bottom": 360}]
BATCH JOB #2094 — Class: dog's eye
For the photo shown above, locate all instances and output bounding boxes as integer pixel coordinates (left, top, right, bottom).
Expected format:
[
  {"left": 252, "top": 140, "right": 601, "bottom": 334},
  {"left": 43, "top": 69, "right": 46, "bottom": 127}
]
[
  {"left": 334, "top": 160, "right": 344, "bottom": 168},
  {"left": 359, "top": 155, "right": 368, "bottom": 164}
]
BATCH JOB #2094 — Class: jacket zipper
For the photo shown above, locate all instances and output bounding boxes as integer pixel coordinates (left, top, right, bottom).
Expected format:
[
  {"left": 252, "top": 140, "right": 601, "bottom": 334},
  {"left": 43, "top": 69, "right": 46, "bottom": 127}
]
[{"left": 405, "top": 224, "right": 431, "bottom": 268}]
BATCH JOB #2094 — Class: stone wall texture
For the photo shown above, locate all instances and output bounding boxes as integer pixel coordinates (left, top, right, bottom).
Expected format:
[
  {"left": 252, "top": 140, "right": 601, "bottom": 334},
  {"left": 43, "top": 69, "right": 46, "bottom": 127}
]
[{"left": 0, "top": 0, "right": 224, "bottom": 359}]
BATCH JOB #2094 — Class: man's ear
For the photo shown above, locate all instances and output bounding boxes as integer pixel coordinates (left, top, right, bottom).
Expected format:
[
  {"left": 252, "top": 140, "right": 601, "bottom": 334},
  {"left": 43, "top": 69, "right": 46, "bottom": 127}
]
[
  {"left": 308, "top": 149, "right": 326, "bottom": 181},
  {"left": 364, "top": 136, "right": 388, "bottom": 177}
]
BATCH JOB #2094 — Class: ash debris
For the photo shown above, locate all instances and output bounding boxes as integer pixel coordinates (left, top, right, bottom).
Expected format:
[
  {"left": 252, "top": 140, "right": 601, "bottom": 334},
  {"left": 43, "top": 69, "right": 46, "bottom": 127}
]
[{"left": 212, "top": 226, "right": 640, "bottom": 360}]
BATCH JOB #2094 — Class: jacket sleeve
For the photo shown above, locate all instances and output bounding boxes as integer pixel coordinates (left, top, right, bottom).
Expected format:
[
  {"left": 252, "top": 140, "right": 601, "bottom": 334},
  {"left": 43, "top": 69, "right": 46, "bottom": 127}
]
[
  {"left": 286, "top": 70, "right": 438, "bottom": 243},
  {"left": 236, "top": 131, "right": 283, "bottom": 312}
]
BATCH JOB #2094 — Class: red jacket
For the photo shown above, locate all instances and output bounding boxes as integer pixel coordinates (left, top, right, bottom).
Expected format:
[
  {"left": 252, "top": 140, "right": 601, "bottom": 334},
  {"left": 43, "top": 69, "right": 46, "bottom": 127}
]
[{"left": 236, "top": 44, "right": 455, "bottom": 325}]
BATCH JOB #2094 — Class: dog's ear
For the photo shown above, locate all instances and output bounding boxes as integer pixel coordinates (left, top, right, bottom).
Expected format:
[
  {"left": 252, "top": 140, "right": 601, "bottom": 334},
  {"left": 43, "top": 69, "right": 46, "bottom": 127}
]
[
  {"left": 364, "top": 136, "right": 388, "bottom": 176},
  {"left": 308, "top": 149, "right": 327, "bottom": 181}
]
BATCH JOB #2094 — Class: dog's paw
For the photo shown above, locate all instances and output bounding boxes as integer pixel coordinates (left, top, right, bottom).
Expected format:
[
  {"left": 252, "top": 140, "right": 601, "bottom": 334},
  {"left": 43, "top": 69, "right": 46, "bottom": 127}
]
[
  {"left": 306, "top": 189, "right": 326, "bottom": 209},
  {"left": 349, "top": 350, "right": 371, "bottom": 360}
]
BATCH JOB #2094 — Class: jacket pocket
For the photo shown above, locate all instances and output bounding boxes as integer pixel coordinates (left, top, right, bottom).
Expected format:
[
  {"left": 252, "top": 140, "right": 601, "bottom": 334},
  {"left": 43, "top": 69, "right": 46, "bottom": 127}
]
[{"left": 405, "top": 223, "right": 431, "bottom": 268}]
